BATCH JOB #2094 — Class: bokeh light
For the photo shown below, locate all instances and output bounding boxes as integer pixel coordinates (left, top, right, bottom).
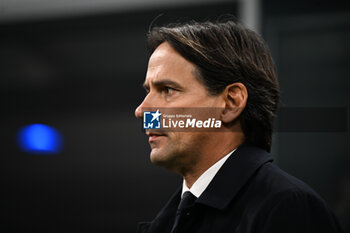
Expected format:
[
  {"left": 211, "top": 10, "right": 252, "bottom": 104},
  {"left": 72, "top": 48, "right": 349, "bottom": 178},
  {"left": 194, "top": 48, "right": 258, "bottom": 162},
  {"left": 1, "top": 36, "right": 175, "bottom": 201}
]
[{"left": 17, "top": 124, "right": 63, "bottom": 155}]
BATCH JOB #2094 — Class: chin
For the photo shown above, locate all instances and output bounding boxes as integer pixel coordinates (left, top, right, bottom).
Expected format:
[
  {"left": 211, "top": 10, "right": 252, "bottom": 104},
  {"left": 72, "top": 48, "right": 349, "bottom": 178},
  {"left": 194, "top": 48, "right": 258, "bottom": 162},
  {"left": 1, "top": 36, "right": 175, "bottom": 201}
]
[
  {"left": 150, "top": 148, "right": 166, "bottom": 163},
  {"left": 150, "top": 148, "right": 177, "bottom": 168}
]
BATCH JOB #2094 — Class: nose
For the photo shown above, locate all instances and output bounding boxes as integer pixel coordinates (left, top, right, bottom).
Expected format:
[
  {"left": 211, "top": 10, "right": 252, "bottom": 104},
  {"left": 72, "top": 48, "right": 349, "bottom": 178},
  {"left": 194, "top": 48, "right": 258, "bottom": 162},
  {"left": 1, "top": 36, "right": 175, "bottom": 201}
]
[
  {"left": 135, "top": 102, "right": 143, "bottom": 119},
  {"left": 135, "top": 94, "right": 150, "bottom": 119}
]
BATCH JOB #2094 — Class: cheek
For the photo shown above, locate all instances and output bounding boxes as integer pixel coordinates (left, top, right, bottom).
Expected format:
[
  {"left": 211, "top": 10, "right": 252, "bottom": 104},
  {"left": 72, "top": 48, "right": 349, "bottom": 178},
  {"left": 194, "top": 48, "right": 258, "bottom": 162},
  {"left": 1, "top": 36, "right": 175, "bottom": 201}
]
[
  {"left": 172, "top": 132, "right": 209, "bottom": 154},
  {"left": 186, "top": 92, "right": 222, "bottom": 107}
]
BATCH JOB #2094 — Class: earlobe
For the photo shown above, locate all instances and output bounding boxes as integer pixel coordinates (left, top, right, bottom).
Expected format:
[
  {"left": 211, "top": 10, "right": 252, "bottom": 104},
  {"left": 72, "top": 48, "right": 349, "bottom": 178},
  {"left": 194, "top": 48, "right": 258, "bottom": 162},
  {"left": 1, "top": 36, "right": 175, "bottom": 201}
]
[{"left": 221, "top": 83, "right": 248, "bottom": 124}]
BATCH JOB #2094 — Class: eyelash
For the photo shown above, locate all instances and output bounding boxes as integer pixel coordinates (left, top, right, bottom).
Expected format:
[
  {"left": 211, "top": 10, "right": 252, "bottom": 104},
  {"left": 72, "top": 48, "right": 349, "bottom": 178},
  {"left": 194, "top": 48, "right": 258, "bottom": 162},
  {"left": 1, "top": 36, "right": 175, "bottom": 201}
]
[
  {"left": 163, "top": 87, "right": 175, "bottom": 94},
  {"left": 144, "top": 86, "right": 177, "bottom": 95}
]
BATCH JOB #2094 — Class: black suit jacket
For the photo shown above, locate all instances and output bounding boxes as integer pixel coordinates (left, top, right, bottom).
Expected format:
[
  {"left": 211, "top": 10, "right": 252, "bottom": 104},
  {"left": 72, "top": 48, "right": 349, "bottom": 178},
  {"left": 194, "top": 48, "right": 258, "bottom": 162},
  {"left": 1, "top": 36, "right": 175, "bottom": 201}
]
[{"left": 138, "top": 145, "right": 344, "bottom": 233}]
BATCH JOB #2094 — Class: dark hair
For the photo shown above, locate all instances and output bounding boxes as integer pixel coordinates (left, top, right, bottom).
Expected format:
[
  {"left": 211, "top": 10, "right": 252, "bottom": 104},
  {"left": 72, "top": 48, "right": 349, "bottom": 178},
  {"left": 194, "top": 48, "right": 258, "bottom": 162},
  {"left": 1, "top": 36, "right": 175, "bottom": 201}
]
[{"left": 147, "top": 19, "right": 279, "bottom": 152}]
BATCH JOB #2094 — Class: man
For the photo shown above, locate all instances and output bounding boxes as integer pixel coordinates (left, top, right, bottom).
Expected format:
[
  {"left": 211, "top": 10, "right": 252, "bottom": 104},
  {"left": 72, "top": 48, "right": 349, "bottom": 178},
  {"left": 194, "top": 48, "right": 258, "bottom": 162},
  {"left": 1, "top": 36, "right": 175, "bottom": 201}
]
[{"left": 134, "top": 20, "right": 344, "bottom": 233}]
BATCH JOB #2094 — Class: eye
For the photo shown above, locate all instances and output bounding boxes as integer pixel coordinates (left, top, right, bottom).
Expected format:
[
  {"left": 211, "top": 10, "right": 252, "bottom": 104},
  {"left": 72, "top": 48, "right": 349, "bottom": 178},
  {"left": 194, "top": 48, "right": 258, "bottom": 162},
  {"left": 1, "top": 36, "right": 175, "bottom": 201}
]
[{"left": 163, "top": 87, "right": 176, "bottom": 95}]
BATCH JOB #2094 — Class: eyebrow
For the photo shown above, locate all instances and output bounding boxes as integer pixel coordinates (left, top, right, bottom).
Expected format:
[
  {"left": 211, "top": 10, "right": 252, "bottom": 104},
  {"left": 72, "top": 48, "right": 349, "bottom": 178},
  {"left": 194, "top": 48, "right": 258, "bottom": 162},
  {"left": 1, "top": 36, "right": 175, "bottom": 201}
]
[{"left": 143, "top": 79, "right": 183, "bottom": 91}]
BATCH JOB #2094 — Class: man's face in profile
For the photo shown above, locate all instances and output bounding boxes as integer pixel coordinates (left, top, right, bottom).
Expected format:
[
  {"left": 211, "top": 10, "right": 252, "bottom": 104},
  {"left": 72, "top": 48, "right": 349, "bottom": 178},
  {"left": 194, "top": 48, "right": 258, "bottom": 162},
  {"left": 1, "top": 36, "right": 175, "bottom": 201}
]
[{"left": 135, "top": 42, "right": 224, "bottom": 173}]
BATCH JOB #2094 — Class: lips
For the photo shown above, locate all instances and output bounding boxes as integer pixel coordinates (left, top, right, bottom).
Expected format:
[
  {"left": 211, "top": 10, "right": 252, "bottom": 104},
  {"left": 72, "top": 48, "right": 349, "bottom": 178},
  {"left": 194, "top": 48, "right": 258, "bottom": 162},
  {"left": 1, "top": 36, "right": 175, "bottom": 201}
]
[{"left": 146, "top": 131, "right": 167, "bottom": 143}]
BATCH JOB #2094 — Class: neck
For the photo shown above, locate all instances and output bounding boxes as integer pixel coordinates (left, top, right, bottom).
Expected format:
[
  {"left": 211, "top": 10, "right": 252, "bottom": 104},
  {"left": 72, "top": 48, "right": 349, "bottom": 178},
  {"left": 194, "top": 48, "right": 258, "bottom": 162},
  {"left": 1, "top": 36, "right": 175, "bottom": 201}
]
[{"left": 182, "top": 131, "right": 244, "bottom": 188}]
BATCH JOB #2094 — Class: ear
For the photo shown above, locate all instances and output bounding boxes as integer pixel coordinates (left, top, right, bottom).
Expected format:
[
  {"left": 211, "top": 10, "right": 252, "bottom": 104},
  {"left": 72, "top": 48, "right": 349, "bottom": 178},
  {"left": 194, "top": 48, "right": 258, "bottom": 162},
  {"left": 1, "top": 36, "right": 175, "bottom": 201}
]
[{"left": 221, "top": 82, "right": 248, "bottom": 124}]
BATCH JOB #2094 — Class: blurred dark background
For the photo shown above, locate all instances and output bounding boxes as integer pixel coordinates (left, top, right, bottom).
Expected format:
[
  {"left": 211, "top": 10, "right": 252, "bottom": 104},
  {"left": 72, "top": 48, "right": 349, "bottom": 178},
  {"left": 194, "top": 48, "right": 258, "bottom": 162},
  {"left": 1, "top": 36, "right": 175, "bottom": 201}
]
[{"left": 0, "top": 0, "right": 349, "bottom": 232}]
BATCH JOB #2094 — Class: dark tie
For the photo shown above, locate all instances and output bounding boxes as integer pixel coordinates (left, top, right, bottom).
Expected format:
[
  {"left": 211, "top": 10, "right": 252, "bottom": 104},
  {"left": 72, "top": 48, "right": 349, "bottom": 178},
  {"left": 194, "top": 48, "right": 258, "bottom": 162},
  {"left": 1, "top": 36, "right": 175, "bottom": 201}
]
[{"left": 170, "top": 191, "right": 197, "bottom": 233}]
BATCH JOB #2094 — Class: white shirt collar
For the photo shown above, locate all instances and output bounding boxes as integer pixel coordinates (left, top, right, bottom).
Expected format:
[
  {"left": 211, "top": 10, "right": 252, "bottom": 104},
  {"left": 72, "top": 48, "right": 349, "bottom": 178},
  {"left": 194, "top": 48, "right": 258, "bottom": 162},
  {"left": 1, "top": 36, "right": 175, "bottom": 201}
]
[{"left": 181, "top": 148, "right": 236, "bottom": 198}]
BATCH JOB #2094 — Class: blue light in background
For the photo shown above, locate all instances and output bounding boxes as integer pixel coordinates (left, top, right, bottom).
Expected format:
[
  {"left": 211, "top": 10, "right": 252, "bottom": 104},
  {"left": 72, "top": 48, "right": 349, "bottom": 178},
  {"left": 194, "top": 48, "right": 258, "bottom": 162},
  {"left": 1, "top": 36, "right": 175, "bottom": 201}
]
[{"left": 17, "top": 124, "right": 63, "bottom": 155}]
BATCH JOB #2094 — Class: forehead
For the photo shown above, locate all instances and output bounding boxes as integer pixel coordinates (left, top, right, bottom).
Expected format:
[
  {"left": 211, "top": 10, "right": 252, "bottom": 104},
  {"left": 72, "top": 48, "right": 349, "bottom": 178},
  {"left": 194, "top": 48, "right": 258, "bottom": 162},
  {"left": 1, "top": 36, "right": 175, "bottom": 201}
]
[{"left": 145, "top": 42, "right": 198, "bottom": 85}]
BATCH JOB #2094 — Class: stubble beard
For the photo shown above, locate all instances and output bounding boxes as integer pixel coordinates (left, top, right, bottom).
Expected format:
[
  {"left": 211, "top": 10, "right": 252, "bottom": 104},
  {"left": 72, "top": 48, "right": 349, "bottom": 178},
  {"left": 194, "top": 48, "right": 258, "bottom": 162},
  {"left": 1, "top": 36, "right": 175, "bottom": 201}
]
[{"left": 149, "top": 132, "right": 208, "bottom": 175}]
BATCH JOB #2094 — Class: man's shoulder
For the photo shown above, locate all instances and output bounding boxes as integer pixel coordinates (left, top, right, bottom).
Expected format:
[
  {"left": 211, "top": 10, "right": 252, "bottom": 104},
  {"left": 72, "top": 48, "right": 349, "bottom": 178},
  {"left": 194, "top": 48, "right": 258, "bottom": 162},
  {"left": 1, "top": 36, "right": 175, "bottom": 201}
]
[
  {"left": 230, "top": 153, "right": 344, "bottom": 232},
  {"left": 239, "top": 157, "right": 333, "bottom": 218},
  {"left": 247, "top": 158, "right": 324, "bottom": 204},
  {"left": 256, "top": 161, "right": 317, "bottom": 195},
  {"left": 232, "top": 145, "right": 320, "bottom": 199},
  {"left": 209, "top": 145, "right": 326, "bottom": 206},
  {"left": 226, "top": 145, "right": 328, "bottom": 211},
  {"left": 241, "top": 161, "right": 344, "bottom": 232}
]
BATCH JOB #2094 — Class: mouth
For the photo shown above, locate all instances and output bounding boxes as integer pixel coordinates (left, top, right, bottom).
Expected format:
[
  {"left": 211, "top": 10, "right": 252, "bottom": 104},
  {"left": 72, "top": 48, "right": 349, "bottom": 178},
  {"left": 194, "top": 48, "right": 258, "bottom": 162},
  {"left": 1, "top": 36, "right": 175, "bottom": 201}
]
[{"left": 146, "top": 131, "right": 167, "bottom": 143}]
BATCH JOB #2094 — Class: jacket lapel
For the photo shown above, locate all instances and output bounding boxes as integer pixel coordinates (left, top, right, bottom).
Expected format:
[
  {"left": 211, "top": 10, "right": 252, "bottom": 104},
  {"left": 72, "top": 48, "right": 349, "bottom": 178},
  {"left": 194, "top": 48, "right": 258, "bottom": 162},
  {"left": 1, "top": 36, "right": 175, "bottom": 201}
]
[
  {"left": 196, "top": 145, "right": 273, "bottom": 210},
  {"left": 137, "top": 222, "right": 151, "bottom": 233},
  {"left": 137, "top": 187, "right": 181, "bottom": 233},
  {"left": 138, "top": 145, "right": 273, "bottom": 233}
]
